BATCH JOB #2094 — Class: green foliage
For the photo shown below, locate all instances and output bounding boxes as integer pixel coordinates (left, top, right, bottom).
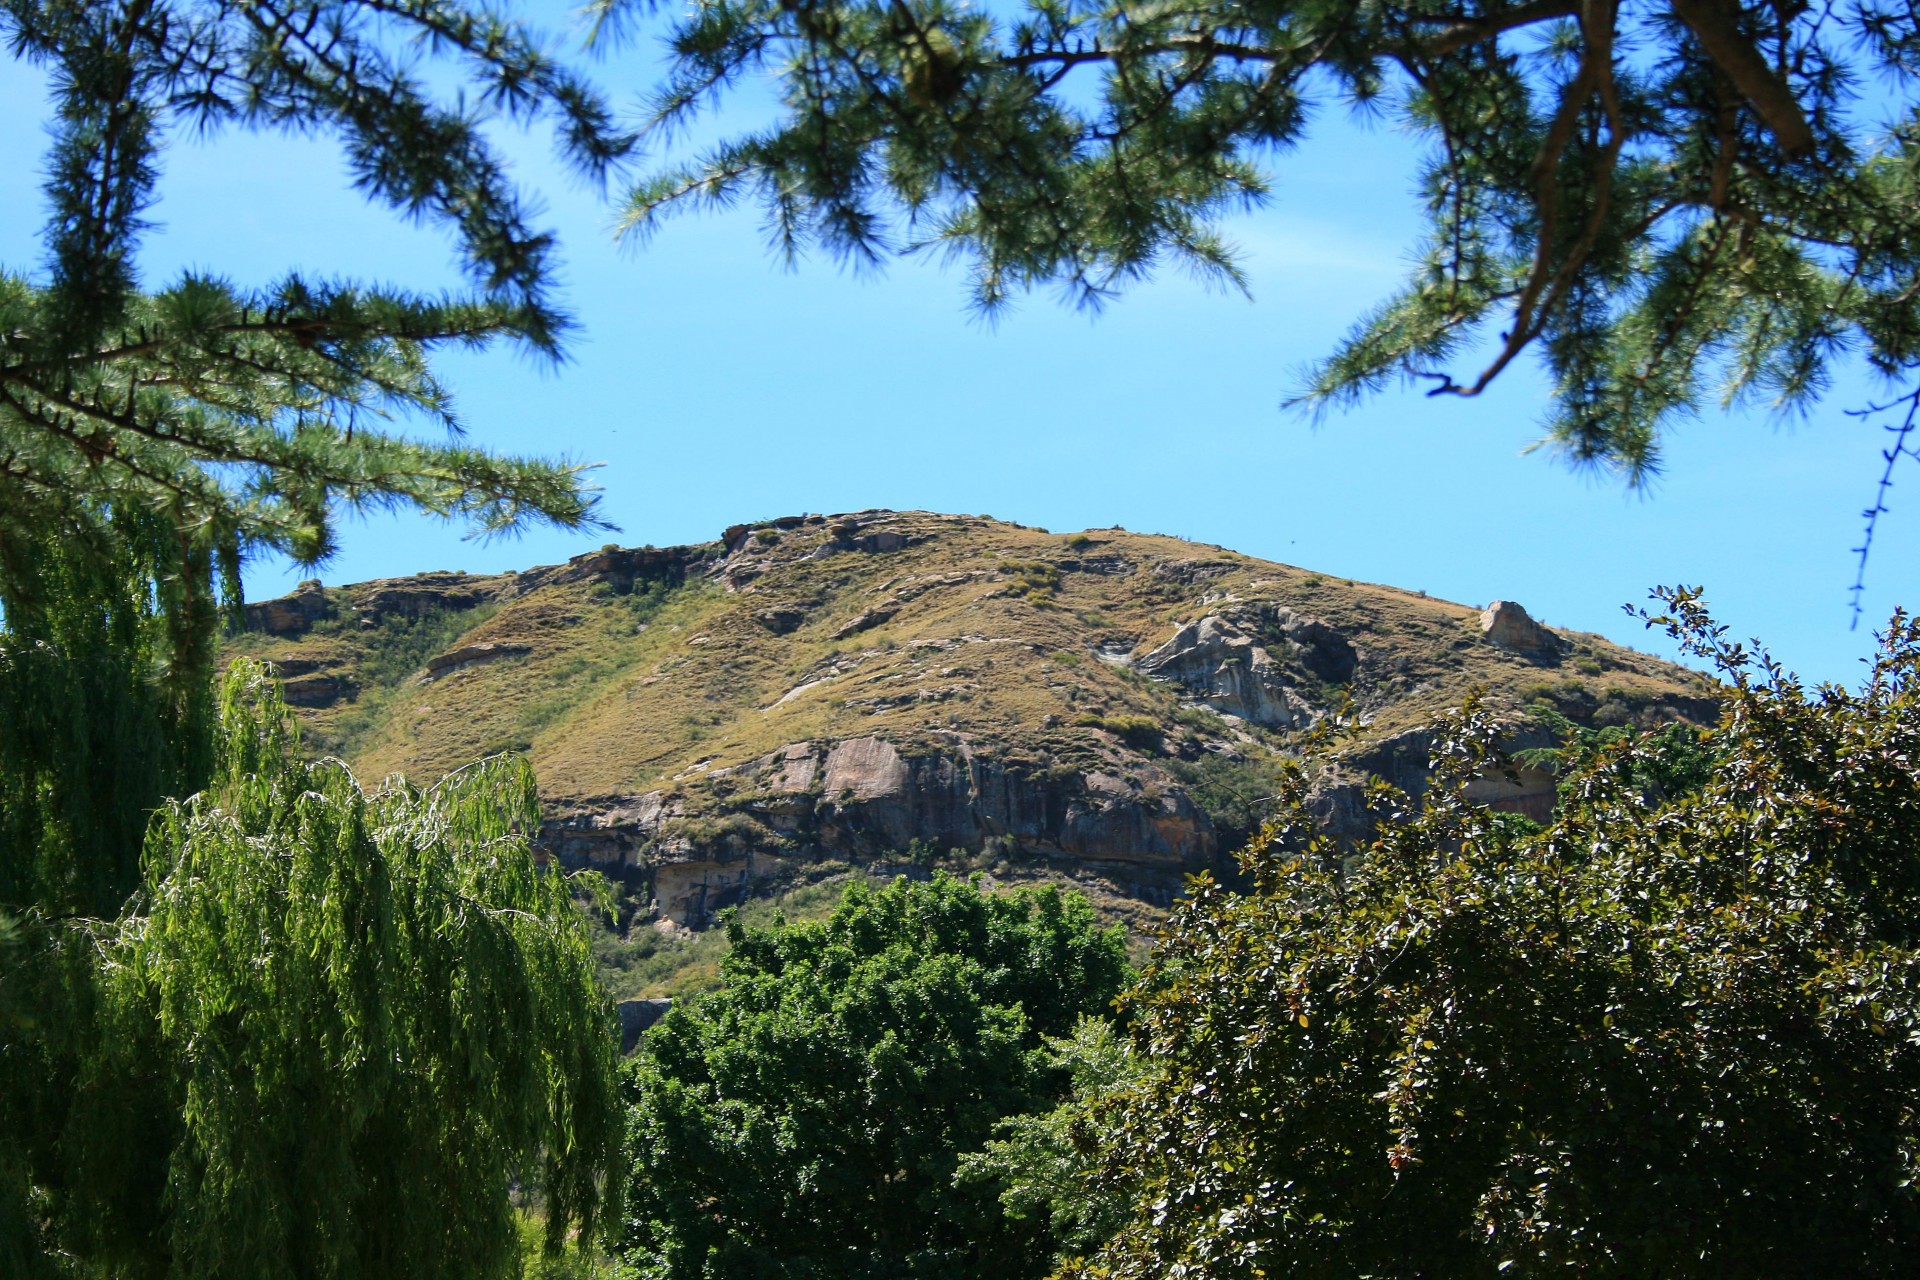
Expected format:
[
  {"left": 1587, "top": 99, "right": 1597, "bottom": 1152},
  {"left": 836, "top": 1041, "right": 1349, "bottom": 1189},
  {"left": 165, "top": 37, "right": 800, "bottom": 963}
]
[
  {"left": 15, "top": 1, "right": 624, "bottom": 350},
  {"left": 955, "top": 1016, "right": 1149, "bottom": 1268},
  {"left": 598, "top": 0, "right": 1920, "bottom": 474},
  {"left": 316, "top": 601, "right": 498, "bottom": 687},
  {"left": 0, "top": 1, "right": 625, "bottom": 674},
  {"left": 1063, "top": 594, "right": 1920, "bottom": 1277},
  {"left": 517, "top": 1212, "right": 622, "bottom": 1280},
  {"left": 1518, "top": 700, "right": 1720, "bottom": 806},
  {"left": 1166, "top": 752, "right": 1290, "bottom": 844},
  {"left": 1074, "top": 712, "right": 1162, "bottom": 752},
  {"left": 617, "top": 873, "right": 1132, "bottom": 1279},
  {"left": 606, "top": 574, "right": 682, "bottom": 624},
  {"left": 0, "top": 0, "right": 630, "bottom": 1005},
  {"left": 510, "top": 579, "right": 696, "bottom": 744},
  {"left": 1001, "top": 559, "right": 1064, "bottom": 602},
  {"left": 588, "top": 872, "right": 861, "bottom": 1001},
  {"left": 0, "top": 9, "right": 631, "bottom": 1276},
  {"left": 0, "top": 273, "right": 606, "bottom": 587},
  {"left": 0, "top": 524, "right": 201, "bottom": 917},
  {"left": 4, "top": 663, "right": 623, "bottom": 1277},
  {"left": 316, "top": 601, "right": 501, "bottom": 754}
]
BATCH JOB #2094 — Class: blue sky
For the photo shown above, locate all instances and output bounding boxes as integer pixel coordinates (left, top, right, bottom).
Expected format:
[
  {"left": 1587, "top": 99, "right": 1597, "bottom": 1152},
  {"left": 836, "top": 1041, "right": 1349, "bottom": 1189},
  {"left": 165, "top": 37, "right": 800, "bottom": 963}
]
[{"left": 2, "top": 28, "right": 1913, "bottom": 687}]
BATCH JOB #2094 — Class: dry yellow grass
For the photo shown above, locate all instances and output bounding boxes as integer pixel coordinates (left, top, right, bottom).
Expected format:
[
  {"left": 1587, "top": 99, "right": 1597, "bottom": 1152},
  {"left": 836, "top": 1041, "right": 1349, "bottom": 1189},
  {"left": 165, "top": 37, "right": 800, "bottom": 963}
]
[{"left": 231, "top": 510, "right": 1710, "bottom": 827}]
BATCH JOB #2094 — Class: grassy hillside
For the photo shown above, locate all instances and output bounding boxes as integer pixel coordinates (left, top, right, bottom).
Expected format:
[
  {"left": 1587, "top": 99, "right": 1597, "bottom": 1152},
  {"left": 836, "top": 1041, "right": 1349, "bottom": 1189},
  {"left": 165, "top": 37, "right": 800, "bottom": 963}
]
[{"left": 228, "top": 510, "right": 1714, "bottom": 990}]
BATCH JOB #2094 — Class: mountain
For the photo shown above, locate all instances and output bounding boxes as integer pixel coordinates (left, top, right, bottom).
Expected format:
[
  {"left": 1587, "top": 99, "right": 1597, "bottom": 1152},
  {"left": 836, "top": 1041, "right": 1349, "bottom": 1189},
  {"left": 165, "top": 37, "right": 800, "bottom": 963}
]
[{"left": 230, "top": 510, "right": 1713, "bottom": 939}]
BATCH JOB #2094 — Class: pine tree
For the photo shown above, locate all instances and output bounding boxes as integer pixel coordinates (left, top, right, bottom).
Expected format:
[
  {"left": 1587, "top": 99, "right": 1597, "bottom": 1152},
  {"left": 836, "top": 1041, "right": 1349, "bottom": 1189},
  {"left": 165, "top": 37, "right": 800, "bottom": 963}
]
[
  {"left": 1, "top": 0, "right": 629, "bottom": 597},
  {"left": 598, "top": 0, "right": 1920, "bottom": 479}
]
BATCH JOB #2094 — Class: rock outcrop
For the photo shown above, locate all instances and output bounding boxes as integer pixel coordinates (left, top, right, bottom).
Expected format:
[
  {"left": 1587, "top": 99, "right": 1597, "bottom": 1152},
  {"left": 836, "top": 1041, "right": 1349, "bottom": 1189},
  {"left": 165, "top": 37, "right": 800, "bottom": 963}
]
[
  {"left": 245, "top": 579, "right": 331, "bottom": 636},
  {"left": 1267, "top": 607, "right": 1359, "bottom": 685},
  {"left": 832, "top": 607, "right": 897, "bottom": 640},
  {"left": 420, "top": 641, "right": 532, "bottom": 681},
  {"left": 350, "top": 572, "right": 501, "bottom": 627},
  {"left": 617, "top": 998, "right": 673, "bottom": 1054},
  {"left": 1481, "top": 600, "right": 1560, "bottom": 655},
  {"left": 280, "top": 673, "right": 355, "bottom": 708},
  {"left": 262, "top": 655, "right": 355, "bottom": 707},
  {"left": 754, "top": 607, "right": 808, "bottom": 635},
  {"left": 1137, "top": 615, "right": 1317, "bottom": 728},
  {"left": 512, "top": 543, "right": 713, "bottom": 596}
]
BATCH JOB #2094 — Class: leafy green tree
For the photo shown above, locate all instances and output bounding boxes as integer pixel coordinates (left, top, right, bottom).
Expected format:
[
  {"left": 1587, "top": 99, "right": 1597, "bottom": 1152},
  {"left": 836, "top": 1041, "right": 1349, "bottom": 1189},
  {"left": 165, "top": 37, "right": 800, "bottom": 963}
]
[
  {"left": 617, "top": 873, "right": 1132, "bottom": 1280},
  {"left": 5, "top": 664, "right": 624, "bottom": 1278},
  {"left": 1517, "top": 700, "right": 1719, "bottom": 806},
  {"left": 954, "top": 1015, "right": 1150, "bottom": 1269},
  {"left": 598, "top": 0, "right": 1920, "bottom": 479},
  {"left": 1058, "top": 590, "right": 1920, "bottom": 1278}
]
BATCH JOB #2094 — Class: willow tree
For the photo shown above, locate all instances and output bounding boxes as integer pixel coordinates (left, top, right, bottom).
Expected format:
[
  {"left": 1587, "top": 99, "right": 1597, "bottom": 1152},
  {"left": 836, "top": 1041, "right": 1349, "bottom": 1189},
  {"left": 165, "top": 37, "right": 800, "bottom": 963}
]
[
  {"left": 24, "top": 664, "right": 623, "bottom": 1279},
  {"left": 599, "top": 0, "right": 1920, "bottom": 492},
  {"left": 0, "top": 2, "right": 631, "bottom": 1272}
]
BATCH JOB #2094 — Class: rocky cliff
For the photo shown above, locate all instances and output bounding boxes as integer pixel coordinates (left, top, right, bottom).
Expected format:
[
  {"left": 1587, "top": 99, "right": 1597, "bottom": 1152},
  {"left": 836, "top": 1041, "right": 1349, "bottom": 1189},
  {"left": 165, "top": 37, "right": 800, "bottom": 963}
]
[{"left": 228, "top": 511, "right": 1715, "bottom": 928}]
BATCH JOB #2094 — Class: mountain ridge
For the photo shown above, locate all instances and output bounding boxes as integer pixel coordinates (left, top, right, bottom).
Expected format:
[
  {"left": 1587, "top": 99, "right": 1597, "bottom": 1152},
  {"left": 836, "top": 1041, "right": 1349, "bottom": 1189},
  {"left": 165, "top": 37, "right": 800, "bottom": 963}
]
[{"left": 228, "top": 509, "right": 1714, "bottom": 932}]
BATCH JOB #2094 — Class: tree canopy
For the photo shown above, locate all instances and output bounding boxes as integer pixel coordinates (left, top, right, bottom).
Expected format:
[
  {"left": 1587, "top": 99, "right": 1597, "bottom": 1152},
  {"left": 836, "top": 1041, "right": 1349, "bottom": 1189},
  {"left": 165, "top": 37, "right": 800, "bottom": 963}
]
[
  {"left": 4, "top": 663, "right": 624, "bottom": 1278},
  {"left": 598, "top": 0, "right": 1920, "bottom": 480},
  {"left": 1055, "top": 592, "right": 1920, "bottom": 1277},
  {"left": 617, "top": 873, "right": 1132, "bottom": 1280}
]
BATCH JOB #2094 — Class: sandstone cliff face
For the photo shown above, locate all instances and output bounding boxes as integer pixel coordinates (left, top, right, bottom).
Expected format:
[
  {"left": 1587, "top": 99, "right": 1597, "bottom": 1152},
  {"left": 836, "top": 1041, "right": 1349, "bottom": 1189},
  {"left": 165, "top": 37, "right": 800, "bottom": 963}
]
[
  {"left": 543, "top": 734, "right": 1212, "bottom": 924},
  {"left": 232, "top": 510, "right": 1716, "bottom": 929}
]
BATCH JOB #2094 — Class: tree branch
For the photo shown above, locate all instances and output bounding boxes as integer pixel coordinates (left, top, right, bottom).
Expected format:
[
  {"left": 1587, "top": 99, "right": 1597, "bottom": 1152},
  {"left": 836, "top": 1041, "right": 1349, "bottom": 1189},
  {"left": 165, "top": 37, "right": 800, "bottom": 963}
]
[
  {"left": 1414, "top": 0, "right": 1582, "bottom": 57},
  {"left": 1669, "top": 0, "right": 1814, "bottom": 157}
]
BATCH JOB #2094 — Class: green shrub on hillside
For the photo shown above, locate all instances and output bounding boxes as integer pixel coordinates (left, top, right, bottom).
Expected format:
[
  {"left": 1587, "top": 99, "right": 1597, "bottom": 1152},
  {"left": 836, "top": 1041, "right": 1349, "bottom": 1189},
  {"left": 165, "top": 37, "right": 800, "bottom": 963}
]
[
  {"left": 1001, "top": 560, "right": 1064, "bottom": 603},
  {"left": 1074, "top": 712, "right": 1161, "bottom": 752},
  {"left": 1166, "top": 752, "right": 1289, "bottom": 845},
  {"left": 316, "top": 602, "right": 499, "bottom": 754},
  {"left": 587, "top": 872, "right": 861, "bottom": 1000}
]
